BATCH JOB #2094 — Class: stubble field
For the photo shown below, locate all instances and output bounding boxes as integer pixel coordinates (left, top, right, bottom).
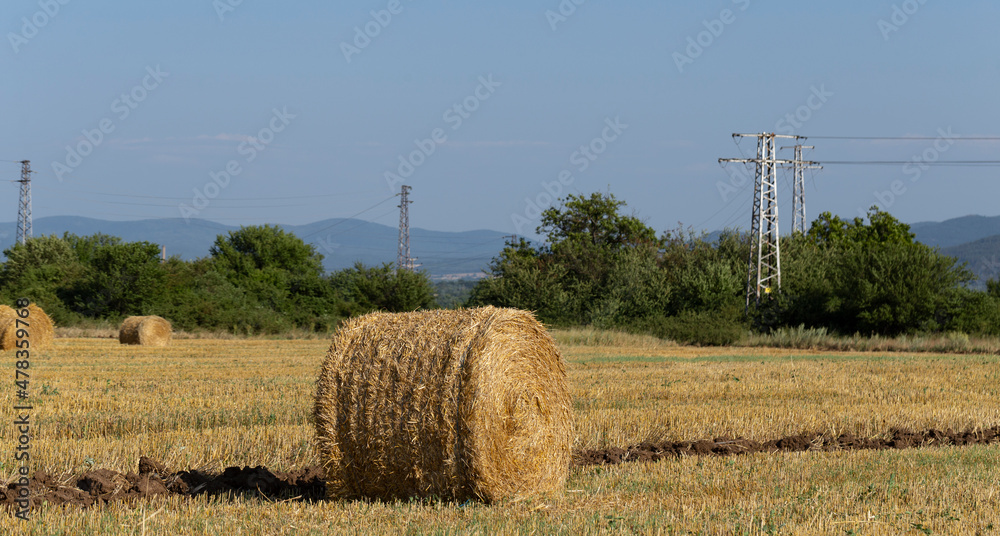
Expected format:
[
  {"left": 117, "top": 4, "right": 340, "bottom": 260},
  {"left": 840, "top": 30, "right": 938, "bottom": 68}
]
[{"left": 2, "top": 329, "right": 999, "bottom": 535}]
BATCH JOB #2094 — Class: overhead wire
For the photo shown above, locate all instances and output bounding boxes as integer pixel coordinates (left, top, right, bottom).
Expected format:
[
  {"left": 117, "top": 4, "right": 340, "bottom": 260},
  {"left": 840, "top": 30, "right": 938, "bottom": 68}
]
[
  {"left": 35, "top": 184, "right": 382, "bottom": 201},
  {"left": 299, "top": 196, "right": 399, "bottom": 240},
  {"left": 817, "top": 160, "right": 1000, "bottom": 166},
  {"left": 806, "top": 135, "right": 1000, "bottom": 141},
  {"left": 695, "top": 160, "right": 755, "bottom": 232},
  {"left": 308, "top": 208, "right": 399, "bottom": 242}
]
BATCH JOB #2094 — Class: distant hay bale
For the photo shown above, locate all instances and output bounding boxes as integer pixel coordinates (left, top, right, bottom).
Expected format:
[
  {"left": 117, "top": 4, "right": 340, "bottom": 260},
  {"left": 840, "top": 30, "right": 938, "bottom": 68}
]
[
  {"left": 118, "top": 316, "right": 172, "bottom": 346},
  {"left": 314, "top": 306, "right": 574, "bottom": 503},
  {"left": 0, "top": 303, "right": 54, "bottom": 351}
]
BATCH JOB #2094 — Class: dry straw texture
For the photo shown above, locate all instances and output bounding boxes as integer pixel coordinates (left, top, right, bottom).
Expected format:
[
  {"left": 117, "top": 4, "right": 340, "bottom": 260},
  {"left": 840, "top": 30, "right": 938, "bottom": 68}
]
[
  {"left": 314, "top": 306, "right": 573, "bottom": 503},
  {"left": 118, "top": 315, "right": 172, "bottom": 346},
  {"left": 0, "top": 303, "right": 54, "bottom": 351}
]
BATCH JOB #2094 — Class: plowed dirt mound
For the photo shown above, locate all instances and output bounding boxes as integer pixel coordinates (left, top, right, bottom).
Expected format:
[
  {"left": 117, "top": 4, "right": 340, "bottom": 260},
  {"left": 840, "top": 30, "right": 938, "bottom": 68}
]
[
  {"left": 573, "top": 426, "right": 1000, "bottom": 466},
  {"left": 4, "top": 426, "right": 999, "bottom": 509},
  {"left": 0, "top": 456, "right": 325, "bottom": 509}
]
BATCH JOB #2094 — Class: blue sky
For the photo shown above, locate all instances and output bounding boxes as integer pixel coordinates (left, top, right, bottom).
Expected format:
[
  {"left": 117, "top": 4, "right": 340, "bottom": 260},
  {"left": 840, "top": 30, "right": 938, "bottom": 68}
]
[{"left": 4, "top": 0, "right": 1000, "bottom": 239}]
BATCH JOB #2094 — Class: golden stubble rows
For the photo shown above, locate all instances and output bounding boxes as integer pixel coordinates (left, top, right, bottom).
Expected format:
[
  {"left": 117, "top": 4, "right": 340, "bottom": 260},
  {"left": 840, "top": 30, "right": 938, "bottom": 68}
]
[
  {"left": 570, "top": 346, "right": 1000, "bottom": 450},
  {"left": 0, "top": 332, "right": 997, "bottom": 534}
]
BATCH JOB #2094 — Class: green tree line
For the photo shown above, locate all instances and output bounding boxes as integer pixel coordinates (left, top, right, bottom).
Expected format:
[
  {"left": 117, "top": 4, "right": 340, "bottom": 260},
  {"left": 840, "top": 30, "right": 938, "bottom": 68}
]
[
  {"left": 467, "top": 192, "right": 1000, "bottom": 343},
  {"left": 5, "top": 192, "right": 998, "bottom": 340},
  {"left": 0, "top": 225, "right": 437, "bottom": 334}
]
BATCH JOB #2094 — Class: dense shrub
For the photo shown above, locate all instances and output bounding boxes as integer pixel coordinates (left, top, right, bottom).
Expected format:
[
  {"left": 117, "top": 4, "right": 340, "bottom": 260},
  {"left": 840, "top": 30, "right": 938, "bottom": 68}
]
[{"left": 640, "top": 307, "right": 746, "bottom": 346}]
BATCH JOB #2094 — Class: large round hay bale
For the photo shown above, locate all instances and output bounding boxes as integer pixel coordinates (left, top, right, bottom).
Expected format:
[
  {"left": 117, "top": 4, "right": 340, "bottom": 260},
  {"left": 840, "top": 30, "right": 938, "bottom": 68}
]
[
  {"left": 314, "top": 306, "right": 574, "bottom": 503},
  {"left": 118, "top": 316, "right": 172, "bottom": 346},
  {"left": 0, "top": 304, "right": 54, "bottom": 351}
]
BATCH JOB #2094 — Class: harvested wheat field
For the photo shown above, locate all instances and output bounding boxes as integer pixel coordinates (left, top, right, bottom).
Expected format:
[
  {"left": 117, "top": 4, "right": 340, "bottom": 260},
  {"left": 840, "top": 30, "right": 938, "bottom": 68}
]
[
  {"left": 118, "top": 315, "right": 172, "bottom": 346},
  {"left": 0, "top": 303, "right": 54, "bottom": 351},
  {"left": 1, "top": 330, "right": 999, "bottom": 535}
]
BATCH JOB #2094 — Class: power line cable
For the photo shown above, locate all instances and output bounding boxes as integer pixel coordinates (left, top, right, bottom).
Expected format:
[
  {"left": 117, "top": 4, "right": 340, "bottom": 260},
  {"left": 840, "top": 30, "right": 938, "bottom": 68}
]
[
  {"left": 300, "top": 196, "right": 399, "bottom": 240},
  {"left": 819, "top": 160, "right": 1000, "bottom": 166},
  {"left": 35, "top": 184, "right": 381, "bottom": 201},
  {"left": 807, "top": 136, "right": 1000, "bottom": 141},
  {"left": 308, "top": 208, "right": 399, "bottom": 241}
]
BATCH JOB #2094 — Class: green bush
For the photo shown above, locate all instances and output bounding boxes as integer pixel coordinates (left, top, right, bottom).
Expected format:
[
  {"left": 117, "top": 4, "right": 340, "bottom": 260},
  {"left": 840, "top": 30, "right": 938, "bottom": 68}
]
[
  {"left": 640, "top": 307, "right": 745, "bottom": 346},
  {"left": 589, "top": 246, "right": 671, "bottom": 329}
]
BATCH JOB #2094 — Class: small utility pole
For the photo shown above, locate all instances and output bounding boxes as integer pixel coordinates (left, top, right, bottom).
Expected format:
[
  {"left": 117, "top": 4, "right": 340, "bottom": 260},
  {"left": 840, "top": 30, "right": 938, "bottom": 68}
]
[
  {"left": 397, "top": 185, "right": 413, "bottom": 272},
  {"left": 16, "top": 160, "right": 32, "bottom": 245}
]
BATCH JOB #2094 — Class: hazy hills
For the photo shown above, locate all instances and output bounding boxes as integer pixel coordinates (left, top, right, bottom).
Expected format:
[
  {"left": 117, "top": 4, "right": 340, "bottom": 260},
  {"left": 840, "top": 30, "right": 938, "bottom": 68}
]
[
  {"left": 910, "top": 215, "right": 1000, "bottom": 249},
  {"left": 911, "top": 215, "right": 1000, "bottom": 288},
  {"left": 3, "top": 214, "right": 1000, "bottom": 284},
  {"left": 0, "top": 216, "right": 506, "bottom": 279}
]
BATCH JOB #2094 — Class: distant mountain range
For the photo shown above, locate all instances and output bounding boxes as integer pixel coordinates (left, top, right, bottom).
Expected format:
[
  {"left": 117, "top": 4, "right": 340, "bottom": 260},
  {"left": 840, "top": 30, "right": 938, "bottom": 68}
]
[
  {"left": 4, "top": 214, "right": 1000, "bottom": 285},
  {"left": 911, "top": 215, "right": 1000, "bottom": 288},
  {"left": 910, "top": 215, "right": 1000, "bottom": 249},
  {"left": 0, "top": 216, "right": 507, "bottom": 279}
]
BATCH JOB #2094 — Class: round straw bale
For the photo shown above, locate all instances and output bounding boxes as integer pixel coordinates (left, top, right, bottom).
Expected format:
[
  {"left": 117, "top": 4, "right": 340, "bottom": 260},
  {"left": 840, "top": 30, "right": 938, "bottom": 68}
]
[
  {"left": 314, "top": 306, "right": 574, "bottom": 503},
  {"left": 0, "top": 303, "right": 54, "bottom": 351},
  {"left": 118, "top": 315, "right": 172, "bottom": 346}
]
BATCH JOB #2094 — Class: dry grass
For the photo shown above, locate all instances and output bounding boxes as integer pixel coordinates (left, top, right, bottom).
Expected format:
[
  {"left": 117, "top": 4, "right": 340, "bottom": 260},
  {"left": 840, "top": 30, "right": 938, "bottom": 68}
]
[
  {"left": 741, "top": 324, "right": 1000, "bottom": 355},
  {"left": 1, "top": 331, "right": 998, "bottom": 534},
  {"left": 56, "top": 325, "right": 333, "bottom": 340},
  {"left": 568, "top": 348, "right": 1000, "bottom": 450},
  {"left": 315, "top": 307, "right": 573, "bottom": 502},
  {"left": 550, "top": 327, "right": 677, "bottom": 350}
]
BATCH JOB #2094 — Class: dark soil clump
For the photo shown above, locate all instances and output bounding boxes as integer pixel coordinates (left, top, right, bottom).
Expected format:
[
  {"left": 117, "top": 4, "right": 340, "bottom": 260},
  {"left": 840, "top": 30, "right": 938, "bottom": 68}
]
[
  {"left": 573, "top": 426, "right": 1000, "bottom": 467},
  {"left": 4, "top": 426, "right": 999, "bottom": 509},
  {"left": 0, "top": 457, "right": 326, "bottom": 509}
]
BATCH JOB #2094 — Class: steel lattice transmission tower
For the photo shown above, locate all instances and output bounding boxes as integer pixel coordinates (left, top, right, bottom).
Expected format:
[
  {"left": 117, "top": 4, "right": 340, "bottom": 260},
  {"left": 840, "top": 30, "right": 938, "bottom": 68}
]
[
  {"left": 720, "top": 133, "right": 800, "bottom": 309},
  {"left": 781, "top": 144, "right": 821, "bottom": 235},
  {"left": 16, "top": 160, "right": 32, "bottom": 245},
  {"left": 397, "top": 184, "right": 414, "bottom": 272}
]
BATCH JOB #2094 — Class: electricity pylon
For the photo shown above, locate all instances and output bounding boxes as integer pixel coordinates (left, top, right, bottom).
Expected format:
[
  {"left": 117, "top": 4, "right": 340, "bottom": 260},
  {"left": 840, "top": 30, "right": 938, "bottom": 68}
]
[
  {"left": 16, "top": 160, "right": 32, "bottom": 245},
  {"left": 720, "top": 133, "right": 806, "bottom": 309},
  {"left": 397, "top": 184, "right": 414, "bottom": 271},
  {"left": 781, "top": 144, "right": 822, "bottom": 235}
]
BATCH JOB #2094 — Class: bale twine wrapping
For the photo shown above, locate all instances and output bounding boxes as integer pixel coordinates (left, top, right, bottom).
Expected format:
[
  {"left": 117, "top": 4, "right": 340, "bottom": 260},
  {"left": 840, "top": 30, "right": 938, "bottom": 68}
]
[
  {"left": 118, "top": 316, "right": 172, "bottom": 346},
  {"left": 0, "top": 304, "right": 54, "bottom": 351},
  {"left": 314, "top": 306, "right": 574, "bottom": 502}
]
